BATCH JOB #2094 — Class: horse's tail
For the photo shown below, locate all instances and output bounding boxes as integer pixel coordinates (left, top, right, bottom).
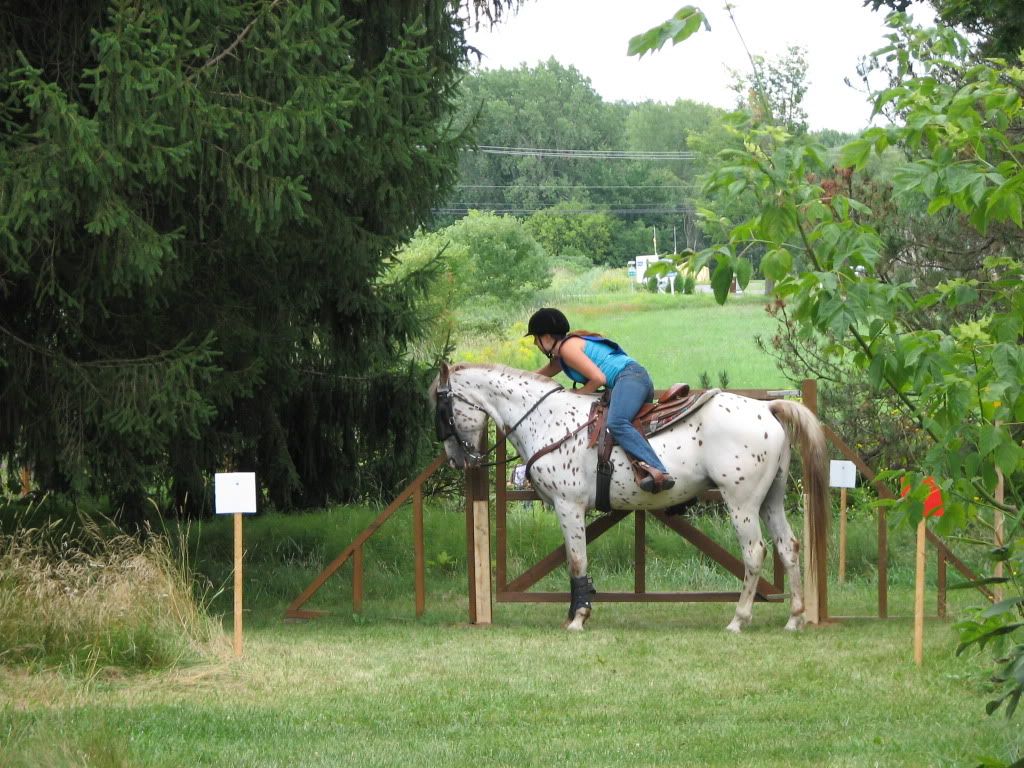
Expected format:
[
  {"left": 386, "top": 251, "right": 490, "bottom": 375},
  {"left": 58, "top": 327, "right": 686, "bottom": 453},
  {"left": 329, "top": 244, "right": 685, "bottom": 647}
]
[{"left": 769, "top": 399, "right": 829, "bottom": 595}]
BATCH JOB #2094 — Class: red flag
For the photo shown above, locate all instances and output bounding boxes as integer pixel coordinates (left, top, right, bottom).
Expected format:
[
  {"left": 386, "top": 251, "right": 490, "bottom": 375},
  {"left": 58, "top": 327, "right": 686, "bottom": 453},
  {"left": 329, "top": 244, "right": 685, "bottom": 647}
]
[{"left": 901, "top": 476, "right": 944, "bottom": 517}]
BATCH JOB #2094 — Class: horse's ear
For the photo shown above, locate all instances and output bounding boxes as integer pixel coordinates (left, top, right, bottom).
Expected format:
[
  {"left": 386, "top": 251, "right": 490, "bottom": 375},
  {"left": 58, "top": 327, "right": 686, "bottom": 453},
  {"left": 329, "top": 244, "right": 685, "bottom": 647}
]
[{"left": 439, "top": 361, "right": 450, "bottom": 383}]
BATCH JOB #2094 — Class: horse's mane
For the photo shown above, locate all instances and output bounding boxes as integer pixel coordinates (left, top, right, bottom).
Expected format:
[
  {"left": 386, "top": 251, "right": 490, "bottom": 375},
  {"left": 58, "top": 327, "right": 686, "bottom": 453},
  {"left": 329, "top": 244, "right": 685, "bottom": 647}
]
[{"left": 450, "top": 361, "right": 553, "bottom": 385}]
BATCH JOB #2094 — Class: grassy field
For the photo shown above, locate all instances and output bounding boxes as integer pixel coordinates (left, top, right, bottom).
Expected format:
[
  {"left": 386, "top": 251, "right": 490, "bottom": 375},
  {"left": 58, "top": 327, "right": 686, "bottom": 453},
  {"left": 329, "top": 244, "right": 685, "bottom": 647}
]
[
  {"left": 567, "top": 292, "right": 786, "bottom": 389},
  {"left": 2, "top": 502, "right": 1020, "bottom": 767},
  {"left": 2, "top": 277, "right": 1020, "bottom": 767},
  {"left": 2, "top": 599, "right": 1019, "bottom": 767},
  {"left": 455, "top": 283, "right": 788, "bottom": 390}
]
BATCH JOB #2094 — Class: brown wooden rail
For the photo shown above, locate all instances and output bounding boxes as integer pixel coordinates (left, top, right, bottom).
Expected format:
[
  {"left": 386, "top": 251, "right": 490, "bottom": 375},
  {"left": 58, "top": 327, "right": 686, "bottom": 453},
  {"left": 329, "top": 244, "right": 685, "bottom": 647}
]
[
  {"left": 821, "top": 424, "right": 994, "bottom": 617},
  {"left": 284, "top": 453, "right": 446, "bottom": 620}
]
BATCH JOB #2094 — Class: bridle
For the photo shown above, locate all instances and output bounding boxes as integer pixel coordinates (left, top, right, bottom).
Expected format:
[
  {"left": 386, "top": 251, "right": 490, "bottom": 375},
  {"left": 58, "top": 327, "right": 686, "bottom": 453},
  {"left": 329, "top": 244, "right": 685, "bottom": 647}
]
[{"left": 434, "top": 366, "right": 567, "bottom": 468}]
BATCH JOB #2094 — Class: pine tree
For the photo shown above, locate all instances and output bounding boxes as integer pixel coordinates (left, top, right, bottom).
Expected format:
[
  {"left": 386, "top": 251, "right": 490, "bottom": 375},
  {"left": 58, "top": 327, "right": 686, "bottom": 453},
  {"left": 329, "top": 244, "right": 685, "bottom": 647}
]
[{"left": 0, "top": 1, "right": 512, "bottom": 517}]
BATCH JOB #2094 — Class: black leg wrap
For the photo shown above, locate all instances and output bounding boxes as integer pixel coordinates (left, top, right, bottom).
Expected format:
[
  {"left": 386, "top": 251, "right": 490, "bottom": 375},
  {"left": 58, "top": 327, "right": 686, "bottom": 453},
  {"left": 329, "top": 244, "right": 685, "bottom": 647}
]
[{"left": 568, "top": 575, "right": 596, "bottom": 619}]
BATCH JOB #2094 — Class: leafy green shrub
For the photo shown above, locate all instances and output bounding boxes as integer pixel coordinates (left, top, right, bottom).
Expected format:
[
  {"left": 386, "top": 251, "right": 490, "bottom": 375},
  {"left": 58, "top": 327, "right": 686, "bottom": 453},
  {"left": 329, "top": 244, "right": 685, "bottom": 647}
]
[
  {"left": 555, "top": 247, "right": 596, "bottom": 273},
  {"left": 593, "top": 270, "right": 632, "bottom": 293},
  {"left": 459, "top": 324, "right": 543, "bottom": 370}
]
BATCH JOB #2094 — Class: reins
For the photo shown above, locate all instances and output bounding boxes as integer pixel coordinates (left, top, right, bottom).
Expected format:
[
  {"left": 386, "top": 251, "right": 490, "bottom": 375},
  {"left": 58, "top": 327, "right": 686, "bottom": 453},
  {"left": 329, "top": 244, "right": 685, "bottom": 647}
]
[
  {"left": 523, "top": 416, "right": 596, "bottom": 477},
  {"left": 436, "top": 368, "right": 572, "bottom": 469},
  {"left": 452, "top": 386, "right": 565, "bottom": 468}
]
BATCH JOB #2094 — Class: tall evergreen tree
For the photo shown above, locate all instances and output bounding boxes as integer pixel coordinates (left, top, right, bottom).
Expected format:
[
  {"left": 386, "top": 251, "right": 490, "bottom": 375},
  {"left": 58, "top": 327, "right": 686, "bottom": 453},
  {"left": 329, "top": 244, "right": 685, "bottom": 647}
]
[{"left": 0, "top": 1, "right": 513, "bottom": 517}]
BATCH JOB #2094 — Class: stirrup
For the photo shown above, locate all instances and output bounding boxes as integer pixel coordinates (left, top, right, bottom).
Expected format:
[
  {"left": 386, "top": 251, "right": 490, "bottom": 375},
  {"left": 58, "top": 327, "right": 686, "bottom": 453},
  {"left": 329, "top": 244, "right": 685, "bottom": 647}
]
[{"left": 636, "top": 462, "right": 675, "bottom": 493}]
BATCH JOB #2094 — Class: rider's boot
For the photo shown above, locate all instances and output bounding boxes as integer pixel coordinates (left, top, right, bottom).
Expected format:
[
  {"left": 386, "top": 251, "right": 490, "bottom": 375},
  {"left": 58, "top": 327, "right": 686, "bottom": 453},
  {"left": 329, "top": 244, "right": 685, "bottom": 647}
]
[{"left": 636, "top": 461, "right": 675, "bottom": 493}]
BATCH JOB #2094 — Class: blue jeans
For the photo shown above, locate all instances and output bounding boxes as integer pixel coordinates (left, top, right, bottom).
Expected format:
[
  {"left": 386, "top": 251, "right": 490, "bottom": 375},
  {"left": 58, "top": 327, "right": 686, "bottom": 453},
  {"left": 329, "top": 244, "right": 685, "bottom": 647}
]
[{"left": 606, "top": 362, "right": 668, "bottom": 473}]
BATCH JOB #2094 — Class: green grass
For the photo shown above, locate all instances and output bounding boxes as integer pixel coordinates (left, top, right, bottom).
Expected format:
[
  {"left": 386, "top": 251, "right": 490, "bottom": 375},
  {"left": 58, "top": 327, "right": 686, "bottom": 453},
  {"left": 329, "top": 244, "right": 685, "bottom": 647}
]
[
  {"left": 455, "top": 283, "right": 786, "bottom": 389},
  {"left": 3, "top": 504, "right": 1020, "bottom": 767},
  {"left": 1, "top": 595, "right": 1019, "bottom": 766},
  {"left": 567, "top": 292, "right": 785, "bottom": 388}
]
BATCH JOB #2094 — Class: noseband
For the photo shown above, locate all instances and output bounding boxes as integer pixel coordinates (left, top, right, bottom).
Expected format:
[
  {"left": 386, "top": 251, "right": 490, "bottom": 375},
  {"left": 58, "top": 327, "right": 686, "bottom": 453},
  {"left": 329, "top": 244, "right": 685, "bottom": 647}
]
[
  {"left": 435, "top": 367, "right": 564, "bottom": 467},
  {"left": 434, "top": 375, "right": 491, "bottom": 464}
]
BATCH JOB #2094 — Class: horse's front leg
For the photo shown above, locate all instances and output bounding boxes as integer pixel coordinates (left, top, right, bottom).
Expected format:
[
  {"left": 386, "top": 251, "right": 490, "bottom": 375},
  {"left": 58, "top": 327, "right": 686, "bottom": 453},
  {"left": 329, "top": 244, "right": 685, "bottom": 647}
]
[{"left": 552, "top": 498, "right": 594, "bottom": 631}]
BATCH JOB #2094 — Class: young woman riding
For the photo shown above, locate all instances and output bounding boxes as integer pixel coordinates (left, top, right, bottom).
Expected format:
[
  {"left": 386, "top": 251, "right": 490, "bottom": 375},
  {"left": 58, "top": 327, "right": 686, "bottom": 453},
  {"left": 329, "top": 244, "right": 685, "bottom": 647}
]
[{"left": 525, "top": 307, "right": 675, "bottom": 493}]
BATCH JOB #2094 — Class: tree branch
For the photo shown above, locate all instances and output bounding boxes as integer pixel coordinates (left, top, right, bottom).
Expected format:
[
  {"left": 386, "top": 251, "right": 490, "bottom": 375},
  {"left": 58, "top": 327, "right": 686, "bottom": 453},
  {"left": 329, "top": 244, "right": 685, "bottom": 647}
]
[{"left": 195, "top": 0, "right": 285, "bottom": 76}]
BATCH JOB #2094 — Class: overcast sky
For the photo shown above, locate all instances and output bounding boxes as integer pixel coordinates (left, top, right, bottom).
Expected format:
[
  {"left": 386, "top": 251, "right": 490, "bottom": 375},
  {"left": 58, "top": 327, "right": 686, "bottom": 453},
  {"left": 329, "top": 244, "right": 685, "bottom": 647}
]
[{"left": 464, "top": 0, "right": 936, "bottom": 133}]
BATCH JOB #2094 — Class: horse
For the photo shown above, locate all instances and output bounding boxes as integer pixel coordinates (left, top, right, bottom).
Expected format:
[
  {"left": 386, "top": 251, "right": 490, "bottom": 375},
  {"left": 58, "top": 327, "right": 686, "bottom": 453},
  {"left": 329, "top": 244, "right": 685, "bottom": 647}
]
[{"left": 430, "top": 362, "right": 828, "bottom": 632}]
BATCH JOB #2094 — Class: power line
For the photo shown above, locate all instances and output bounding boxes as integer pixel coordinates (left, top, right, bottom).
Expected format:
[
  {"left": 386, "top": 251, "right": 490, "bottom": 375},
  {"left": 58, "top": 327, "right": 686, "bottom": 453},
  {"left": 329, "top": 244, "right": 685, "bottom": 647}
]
[
  {"left": 455, "top": 183, "right": 697, "bottom": 190},
  {"left": 442, "top": 201, "right": 689, "bottom": 210},
  {"left": 471, "top": 145, "right": 697, "bottom": 160},
  {"left": 432, "top": 206, "right": 693, "bottom": 216}
]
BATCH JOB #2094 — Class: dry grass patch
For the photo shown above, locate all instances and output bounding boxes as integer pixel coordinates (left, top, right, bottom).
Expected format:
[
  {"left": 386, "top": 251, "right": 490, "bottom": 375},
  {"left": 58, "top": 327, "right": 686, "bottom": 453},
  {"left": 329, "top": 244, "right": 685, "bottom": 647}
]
[{"left": 0, "top": 512, "right": 226, "bottom": 672}]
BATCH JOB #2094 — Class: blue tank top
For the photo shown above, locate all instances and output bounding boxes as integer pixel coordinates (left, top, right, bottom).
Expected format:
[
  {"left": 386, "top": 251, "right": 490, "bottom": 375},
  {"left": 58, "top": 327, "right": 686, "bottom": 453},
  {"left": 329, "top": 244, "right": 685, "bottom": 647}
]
[{"left": 559, "top": 335, "right": 635, "bottom": 388}]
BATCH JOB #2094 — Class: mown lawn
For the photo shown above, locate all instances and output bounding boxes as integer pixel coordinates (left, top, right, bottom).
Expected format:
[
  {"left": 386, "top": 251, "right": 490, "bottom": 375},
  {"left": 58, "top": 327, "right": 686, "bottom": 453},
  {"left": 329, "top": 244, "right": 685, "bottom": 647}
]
[
  {"left": 1, "top": 503, "right": 1020, "bottom": 768},
  {"left": 568, "top": 291, "right": 786, "bottom": 389},
  {"left": 2, "top": 595, "right": 1020, "bottom": 767}
]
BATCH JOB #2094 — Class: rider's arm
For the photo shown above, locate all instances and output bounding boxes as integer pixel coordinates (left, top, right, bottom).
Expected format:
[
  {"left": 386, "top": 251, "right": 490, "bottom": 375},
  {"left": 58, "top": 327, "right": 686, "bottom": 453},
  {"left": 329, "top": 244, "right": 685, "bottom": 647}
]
[
  {"left": 558, "top": 337, "right": 605, "bottom": 394},
  {"left": 535, "top": 358, "right": 561, "bottom": 377}
]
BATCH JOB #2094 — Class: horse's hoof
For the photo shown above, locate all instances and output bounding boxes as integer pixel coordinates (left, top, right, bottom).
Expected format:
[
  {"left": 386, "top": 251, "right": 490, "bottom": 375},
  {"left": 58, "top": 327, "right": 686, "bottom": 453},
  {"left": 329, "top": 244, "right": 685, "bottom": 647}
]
[
  {"left": 785, "top": 616, "right": 805, "bottom": 631},
  {"left": 564, "top": 607, "right": 590, "bottom": 631},
  {"left": 726, "top": 613, "right": 751, "bottom": 633}
]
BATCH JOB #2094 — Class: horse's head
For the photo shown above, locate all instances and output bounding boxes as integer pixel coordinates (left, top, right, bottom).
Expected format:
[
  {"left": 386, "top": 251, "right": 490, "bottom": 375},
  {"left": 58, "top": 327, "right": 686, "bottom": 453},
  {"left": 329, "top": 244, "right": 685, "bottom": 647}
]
[{"left": 429, "top": 362, "right": 489, "bottom": 469}]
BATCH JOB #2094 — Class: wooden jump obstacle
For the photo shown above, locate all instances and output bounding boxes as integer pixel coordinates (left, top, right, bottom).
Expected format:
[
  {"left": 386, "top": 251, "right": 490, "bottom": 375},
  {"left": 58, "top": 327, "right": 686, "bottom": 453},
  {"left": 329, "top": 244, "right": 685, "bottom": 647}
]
[{"left": 284, "top": 454, "right": 445, "bottom": 621}]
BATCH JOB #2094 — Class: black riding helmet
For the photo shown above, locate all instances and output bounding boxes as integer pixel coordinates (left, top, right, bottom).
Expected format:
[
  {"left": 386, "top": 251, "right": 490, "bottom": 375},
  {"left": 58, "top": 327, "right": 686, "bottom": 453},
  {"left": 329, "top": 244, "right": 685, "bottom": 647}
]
[{"left": 525, "top": 307, "right": 570, "bottom": 337}]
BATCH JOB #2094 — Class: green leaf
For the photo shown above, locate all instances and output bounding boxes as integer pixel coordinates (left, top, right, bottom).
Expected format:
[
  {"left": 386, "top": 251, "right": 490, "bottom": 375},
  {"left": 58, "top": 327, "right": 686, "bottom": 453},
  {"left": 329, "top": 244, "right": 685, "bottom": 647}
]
[
  {"left": 979, "top": 424, "right": 1002, "bottom": 457},
  {"left": 627, "top": 7, "right": 709, "bottom": 58},
  {"left": 760, "top": 248, "right": 792, "bottom": 281},
  {"left": 839, "top": 138, "right": 872, "bottom": 170},
  {"left": 994, "top": 439, "right": 1023, "bottom": 478},
  {"left": 949, "top": 576, "right": 1010, "bottom": 590},
  {"left": 711, "top": 260, "right": 733, "bottom": 305},
  {"left": 759, "top": 205, "right": 792, "bottom": 244},
  {"left": 981, "top": 596, "right": 1024, "bottom": 619},
  {"left": 956, "top": 622, "right": 1024, "bottom": 653},
  {"left": 868, "top": 351, "right": 887, "bottom": 389},
  {"left": 734, "top": 258, "right": 753, "bottom": 289}
]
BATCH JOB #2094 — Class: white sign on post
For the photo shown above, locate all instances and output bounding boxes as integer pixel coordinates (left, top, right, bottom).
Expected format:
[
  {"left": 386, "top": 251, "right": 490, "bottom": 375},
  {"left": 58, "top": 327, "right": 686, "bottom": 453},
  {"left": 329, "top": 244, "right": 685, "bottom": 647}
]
[
  {"left": 215, "top": 472, "right": 257, "bottom": 514},
  {"left": 829, "top": 460, "right": 857, "bottom": 489},
  {"left": 214, "top": 472, "right": 256, "bottom": 658}
]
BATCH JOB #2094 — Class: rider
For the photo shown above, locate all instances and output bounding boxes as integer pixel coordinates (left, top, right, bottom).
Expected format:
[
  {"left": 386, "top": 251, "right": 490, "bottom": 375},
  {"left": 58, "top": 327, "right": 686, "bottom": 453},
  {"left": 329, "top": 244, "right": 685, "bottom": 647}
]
[{"left": 525, "top": 307, "right": 675, "bottom": 493}]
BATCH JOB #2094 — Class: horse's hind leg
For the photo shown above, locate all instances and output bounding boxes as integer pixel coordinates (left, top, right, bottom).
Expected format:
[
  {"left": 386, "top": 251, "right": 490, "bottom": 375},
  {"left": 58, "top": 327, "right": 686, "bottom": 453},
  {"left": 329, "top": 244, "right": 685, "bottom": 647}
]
[
  {"left": 760, "top": 466, "right": 805, "bottom": 630},
  {"left": 721, "top": 497, "right": 768, "bottom": 633},
  {"left": 552, "top": 498, "right": 594, "bottom": 631}
]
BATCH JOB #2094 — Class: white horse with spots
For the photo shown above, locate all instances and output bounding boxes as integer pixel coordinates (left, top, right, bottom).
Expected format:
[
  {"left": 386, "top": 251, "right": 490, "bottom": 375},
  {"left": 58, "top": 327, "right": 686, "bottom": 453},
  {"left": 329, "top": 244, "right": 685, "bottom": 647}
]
[{"left": 431, "top": 362, "right": 828, "bottom": 632}]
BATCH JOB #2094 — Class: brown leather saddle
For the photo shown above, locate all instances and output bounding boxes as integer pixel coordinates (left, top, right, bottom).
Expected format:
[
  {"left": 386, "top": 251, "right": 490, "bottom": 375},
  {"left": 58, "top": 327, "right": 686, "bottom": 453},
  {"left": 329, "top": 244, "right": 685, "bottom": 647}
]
[{"left": 588, "top": 384, "right": 719, "bottom": 511}]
